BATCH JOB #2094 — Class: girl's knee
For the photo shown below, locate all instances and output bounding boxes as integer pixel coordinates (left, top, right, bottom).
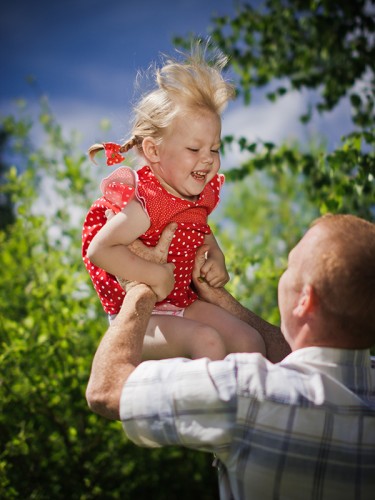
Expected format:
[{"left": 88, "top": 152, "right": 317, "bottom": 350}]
[
  {"left": 190, "top": 324, "right": 226, "bottom": 361},
  {"left": 235, "top": 325, "right": 266, "bottom": 356}
]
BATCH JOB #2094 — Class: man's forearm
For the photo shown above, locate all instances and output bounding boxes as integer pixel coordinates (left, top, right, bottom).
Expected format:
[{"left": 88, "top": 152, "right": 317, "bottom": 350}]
[
  {"left": 223, "top": 290, "right": 291, "bottom": 362},
  {"left": 86, "top": 284, "right": 156, "bottom": 420},
  {"left": 196, "top": 285, "right": 291, "bottom": 362}
]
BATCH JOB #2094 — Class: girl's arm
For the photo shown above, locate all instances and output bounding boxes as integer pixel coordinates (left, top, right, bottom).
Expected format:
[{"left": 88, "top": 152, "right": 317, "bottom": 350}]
[
  {"left": 87, "top": 200, "right": 174, "bottom": 300},
  {"left": 200, "top": 232, "right": 229, "bottom": 287}
]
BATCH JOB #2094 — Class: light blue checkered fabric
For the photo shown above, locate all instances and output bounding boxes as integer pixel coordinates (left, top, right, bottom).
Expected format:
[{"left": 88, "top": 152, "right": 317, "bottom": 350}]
[{"left": 121, "top": 348, "right": 375, "bottom": 499}]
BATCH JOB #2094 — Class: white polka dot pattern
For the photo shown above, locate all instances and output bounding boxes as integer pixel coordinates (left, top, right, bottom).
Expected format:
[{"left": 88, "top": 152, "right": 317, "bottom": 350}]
[{"left": 82, "top": 166, "right": 224, "bottom": 314}]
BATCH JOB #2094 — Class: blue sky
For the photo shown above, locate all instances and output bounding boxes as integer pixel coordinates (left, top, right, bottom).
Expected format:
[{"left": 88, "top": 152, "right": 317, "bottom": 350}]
[
  {"left": 1, "top": 0, "right": 353, "bottom": 165},
  {"left": 2, "top": 0, "right": 236, "bottom": 106}
]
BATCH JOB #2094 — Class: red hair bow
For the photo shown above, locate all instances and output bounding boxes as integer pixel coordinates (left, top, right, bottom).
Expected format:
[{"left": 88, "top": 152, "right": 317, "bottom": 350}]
[{"left": 103, "top": 142, "right": 125, "bottom": 166}]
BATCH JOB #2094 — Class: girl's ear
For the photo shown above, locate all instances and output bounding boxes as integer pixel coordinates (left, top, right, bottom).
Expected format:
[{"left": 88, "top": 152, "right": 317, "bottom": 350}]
[{"left": 142, "top": 137, "right": 160, "bottom": 163}]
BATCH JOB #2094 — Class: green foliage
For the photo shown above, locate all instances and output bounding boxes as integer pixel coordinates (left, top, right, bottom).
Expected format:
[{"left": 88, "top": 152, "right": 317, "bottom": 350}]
[
  {"left": 0, "top": 130, "right": 15, "bottom": 229},
  {"left": 176, "top": 0, "right": 375, "bottom": 219},
  {"left": 214, "top": 149, "right": 319, "bottom": 325},
  {"left": 176, "top": 0, "right": 374, "bottom": 331},
  {"left": 0, "top": 103, "right": 219, "bottom": 499},
  {"left": 2, "top": 0, "right": 375, "bottom": 495},
  {"left": 210, "top": 0, "right": 374, "bottom": 128},
  {"left": 222, "top": 133, "right": 375, "bottom": 219}
]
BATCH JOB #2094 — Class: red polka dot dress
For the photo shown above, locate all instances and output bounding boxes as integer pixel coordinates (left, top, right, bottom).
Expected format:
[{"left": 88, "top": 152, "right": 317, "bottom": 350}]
[{"left": 82, "top": 166, "right": 224, "bottom": 315}]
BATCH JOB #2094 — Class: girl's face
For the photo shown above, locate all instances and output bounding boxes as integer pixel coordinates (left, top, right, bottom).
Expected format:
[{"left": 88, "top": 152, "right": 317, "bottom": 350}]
[{"left": 151, "top": 109, "right": 222, "bottom": 201}]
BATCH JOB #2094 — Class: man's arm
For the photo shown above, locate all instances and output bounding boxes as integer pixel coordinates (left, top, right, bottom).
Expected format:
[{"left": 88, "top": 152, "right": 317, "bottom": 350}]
[
  {"left": 86, "top": 285, "right": 156, "bottom": 420},
  {"left": 86, "top": 223, "right": 177, "bottom": 420},
  {"left": 129, "top": 235, "right": 290, "bottom": 363},
  {"left": 128, "top": 233, "right": 291, "bottom": 363},
  {"left": 192, "top": 246, "right": 291, "bottom": 363},
  {"left": 195, "top": 285, "right": 290, "bottom": 362}
]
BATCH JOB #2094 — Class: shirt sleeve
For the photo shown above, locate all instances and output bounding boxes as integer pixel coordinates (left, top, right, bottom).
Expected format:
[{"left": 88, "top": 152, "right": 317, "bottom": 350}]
[
  {"left": 206, "top": 173, "right": 225, "bottom": 215},
  {"left": 100, "top": 167, "right": 137, "bottom": 213},
  {"left": 120, "top": 356, "right": 238, "bottom": 454}
]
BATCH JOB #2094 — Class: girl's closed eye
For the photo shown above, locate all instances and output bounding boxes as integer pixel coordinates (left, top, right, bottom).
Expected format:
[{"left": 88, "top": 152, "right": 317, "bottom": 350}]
[{"left": 187, "top": 147, "right": 199, "bottom": 152}]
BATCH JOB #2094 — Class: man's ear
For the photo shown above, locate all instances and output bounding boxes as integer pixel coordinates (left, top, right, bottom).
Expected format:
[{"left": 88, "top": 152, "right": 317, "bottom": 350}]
[
  {"left": 142, "top": 137, "right": 160, "bottom": 163},
  {"left": 293, "top": 284, "right": 315, "bottom": 318}
]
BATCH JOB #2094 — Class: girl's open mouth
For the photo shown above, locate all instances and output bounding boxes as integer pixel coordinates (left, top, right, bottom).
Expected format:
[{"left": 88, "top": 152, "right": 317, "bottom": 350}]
[{"left": 191, "top": 171, "right": 206, "bottom": 180}]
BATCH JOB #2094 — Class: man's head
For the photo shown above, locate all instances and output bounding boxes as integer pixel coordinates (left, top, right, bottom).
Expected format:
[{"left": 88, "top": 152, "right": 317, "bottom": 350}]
[{"left": 278, "top": 214, "right": 375, "bottom": 350}]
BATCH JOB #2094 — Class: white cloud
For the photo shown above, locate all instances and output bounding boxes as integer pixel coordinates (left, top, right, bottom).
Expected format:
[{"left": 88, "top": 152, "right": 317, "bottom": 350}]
[
  {"left": 223, "top": 91, "right": 305, "bottom": 143},
  {"left": 220, "top": 89, "right": 353, "bottom": 169},
  {"left": 52, "top": 98, "right": 132, "bottom": 149},
  {"left": 2, "top": 83, "right": 353, "bottom": 167}
]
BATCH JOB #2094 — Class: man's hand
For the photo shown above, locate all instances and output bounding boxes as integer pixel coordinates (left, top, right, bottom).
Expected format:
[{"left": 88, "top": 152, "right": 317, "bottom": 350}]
[
  {"left": 125, "top": 223, "right": 177, "bottom": 300},
  {"left": 105, "top": 208, "right": 177, "bottom": 298},
  {"left": 86, "top": 222, "right": 178, "bottom": 420},
  {"left": 106, "top": 210, "right": 176, "bottom": 265},
  {"left": 105, "top": 209, "right": 177, "bottom": 265},
  {"left": 128, "top": 223, "right": 177, "bottom": 264}
]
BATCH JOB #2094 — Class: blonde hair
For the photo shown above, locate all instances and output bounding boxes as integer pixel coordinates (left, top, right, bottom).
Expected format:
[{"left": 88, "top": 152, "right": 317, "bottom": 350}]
[
  {"left": 89, "top": 42, "right": 235, "bottom": 162},
  {"left": 309, "top": 214, "right": 375, "bottom": 346}
]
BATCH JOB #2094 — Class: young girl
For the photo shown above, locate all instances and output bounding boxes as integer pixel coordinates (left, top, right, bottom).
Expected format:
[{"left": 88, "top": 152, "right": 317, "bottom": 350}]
[{"left": 82, "top": 46, "right": 266, "bottom": 360}]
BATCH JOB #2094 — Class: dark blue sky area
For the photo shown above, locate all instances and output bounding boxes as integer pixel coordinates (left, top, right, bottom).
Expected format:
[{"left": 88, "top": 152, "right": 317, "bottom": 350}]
[
  {"left": 1, "top": 0, "right": 352, "bottom": 154},
  {"left": 1, "top": 0, "right": 238, "bottom": 106}
]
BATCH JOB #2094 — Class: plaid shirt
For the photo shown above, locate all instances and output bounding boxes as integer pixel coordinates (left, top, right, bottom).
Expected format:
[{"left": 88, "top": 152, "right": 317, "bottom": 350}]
[{"left": 121, "top": 347, "right": 375, "bottom": 499}]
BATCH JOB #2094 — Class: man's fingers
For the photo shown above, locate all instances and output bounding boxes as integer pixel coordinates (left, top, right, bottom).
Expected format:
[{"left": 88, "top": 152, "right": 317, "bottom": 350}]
[{"left": 155, "top": 223, "right": 178, "bottom": 259}]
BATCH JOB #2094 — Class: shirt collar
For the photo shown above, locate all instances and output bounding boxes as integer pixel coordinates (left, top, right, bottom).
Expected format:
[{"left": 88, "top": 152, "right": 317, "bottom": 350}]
[{"left": 282, "top": 346, "right": 372, "bottom": 368}]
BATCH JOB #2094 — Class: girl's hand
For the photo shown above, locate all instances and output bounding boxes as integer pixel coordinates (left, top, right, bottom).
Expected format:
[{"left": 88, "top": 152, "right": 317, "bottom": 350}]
[
  {"left": 191, "top": 245, "right": 222, "bottom": 303},
  {"left": 199, "top": 250, "right": 229, "bottom": 288},
  {"left": 106, "top": 210, "right": 177, "bottom": 265}
]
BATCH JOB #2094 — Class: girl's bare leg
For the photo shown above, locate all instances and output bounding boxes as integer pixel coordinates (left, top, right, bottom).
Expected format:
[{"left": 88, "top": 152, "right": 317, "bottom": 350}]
[
  {"left": 142, "top": 314, "right": 226, "bottom": 360},
  {"left": 184, "top": 300, "right": 266, "bottom": 356}
]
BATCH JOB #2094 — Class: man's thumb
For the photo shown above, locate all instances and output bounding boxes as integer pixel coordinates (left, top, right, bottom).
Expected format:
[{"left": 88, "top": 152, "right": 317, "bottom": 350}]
[{"left": 156, "top": 223, "right": 178, "bottom": 254}]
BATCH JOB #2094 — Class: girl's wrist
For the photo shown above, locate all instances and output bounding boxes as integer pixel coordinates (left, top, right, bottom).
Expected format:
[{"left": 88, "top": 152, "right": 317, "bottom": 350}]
[{"left": 148, "top": 262, "right": 171, "bottom": 288}]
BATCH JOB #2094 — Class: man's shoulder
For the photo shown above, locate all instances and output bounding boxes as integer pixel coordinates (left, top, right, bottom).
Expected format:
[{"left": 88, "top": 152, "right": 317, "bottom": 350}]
[{"left": 231, "top": 349, "right": 375, "bottom": 410}]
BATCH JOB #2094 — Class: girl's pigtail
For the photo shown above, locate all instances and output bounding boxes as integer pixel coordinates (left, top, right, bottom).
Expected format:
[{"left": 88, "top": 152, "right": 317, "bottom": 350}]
[
  {"left": 120, "top": 136, "right": 138, "bottom": 153},
  {"left": 88, "top": 143, "right": 105, "bottom": 164},
  {"left": 88, "top": 137, "right": 140, "bottom": 166}
]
